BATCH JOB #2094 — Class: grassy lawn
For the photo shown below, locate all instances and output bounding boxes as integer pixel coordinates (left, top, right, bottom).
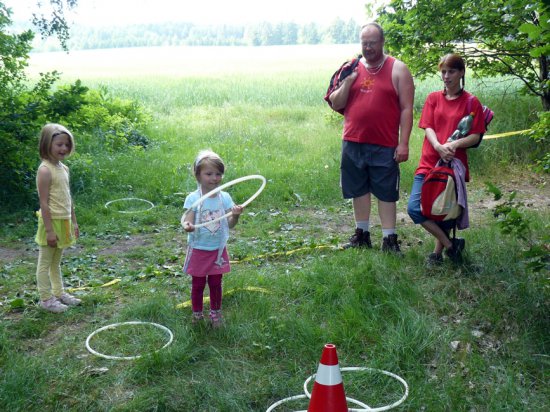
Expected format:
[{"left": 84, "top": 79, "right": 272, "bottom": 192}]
[{"left": 1, "top": 45, "right": 548, "bottom": 411}]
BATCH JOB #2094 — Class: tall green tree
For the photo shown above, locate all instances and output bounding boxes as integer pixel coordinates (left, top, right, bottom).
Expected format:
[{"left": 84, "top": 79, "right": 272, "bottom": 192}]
[{"left": 378, "top": 0, "right": 550, "bottom": 110}]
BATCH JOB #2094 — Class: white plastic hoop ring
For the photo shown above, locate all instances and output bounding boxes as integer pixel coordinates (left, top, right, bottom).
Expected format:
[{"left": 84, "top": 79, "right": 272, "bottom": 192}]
[
  {"left": 266, "top": 366, "right": 409, "bottom": 412},
  {"left": 180, "top": 175, "right": 266, "bottom": 229},
  {"left": 85, "top": 321, "right": 174, "bottom": 360},
  {"left": 104, "top": 197, "right": 155, "bottom": 214}
]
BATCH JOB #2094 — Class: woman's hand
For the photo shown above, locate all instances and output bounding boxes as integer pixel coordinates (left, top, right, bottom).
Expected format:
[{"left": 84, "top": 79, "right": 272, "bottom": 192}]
[{"left": 435, "top": 141, "right": 456, "bottom": 163}]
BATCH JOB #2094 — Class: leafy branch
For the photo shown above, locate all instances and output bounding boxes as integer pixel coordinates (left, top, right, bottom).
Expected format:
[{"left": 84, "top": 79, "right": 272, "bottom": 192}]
[{"left": 486, "top": 182, "right": 549, "bottom": 273}]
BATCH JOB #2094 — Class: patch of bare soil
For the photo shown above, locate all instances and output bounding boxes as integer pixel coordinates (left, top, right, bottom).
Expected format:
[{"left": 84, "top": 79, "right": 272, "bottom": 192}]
[
  {"left": 0, "top": 234, "right": 154, "bottom": 265},
  {"left": 95, "top": 234, "right": 154, "bottom": 255},
  {"left": 0, "top": 245, "right": 32, "bottom": 262}
]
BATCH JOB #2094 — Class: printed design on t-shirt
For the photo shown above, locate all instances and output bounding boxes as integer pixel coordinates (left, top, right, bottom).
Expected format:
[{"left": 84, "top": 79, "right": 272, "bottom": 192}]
[
  {"left": 360, "top": 77, "right": 375, "bottom": 93},
  {"left": 200, "top": 208, "right": 223, "bottom": 234}
]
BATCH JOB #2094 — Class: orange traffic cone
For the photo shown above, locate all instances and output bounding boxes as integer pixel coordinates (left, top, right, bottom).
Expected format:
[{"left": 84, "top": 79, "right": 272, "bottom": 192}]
[{"left": 307, "top": 343, "right": 348, "bottom": 412}]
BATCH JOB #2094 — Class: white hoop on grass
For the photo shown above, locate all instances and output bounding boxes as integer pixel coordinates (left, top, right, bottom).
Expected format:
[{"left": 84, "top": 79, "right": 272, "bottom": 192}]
[
  {"left": 266, "top": 366, "right": 409, "bottom": 412},
  {"left": 180, "top": 174, "right": 266, "bottom": 229},
  {"left": 85, "top": 321, "right": 174, "bottom": 360},
  {"left": 104, "top": 197, "right": 155, "bottom": 214}
]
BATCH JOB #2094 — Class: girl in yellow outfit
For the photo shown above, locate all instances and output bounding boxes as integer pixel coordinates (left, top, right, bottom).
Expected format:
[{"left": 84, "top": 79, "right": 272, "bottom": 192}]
[{"left": 35, "top": 124, "right": 82, "bottom": 313}]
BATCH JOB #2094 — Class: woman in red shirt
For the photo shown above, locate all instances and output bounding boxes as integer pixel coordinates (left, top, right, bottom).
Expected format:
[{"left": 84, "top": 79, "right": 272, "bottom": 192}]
[{"left": 407, "top": 53, "right": 486, "bottom": 265}]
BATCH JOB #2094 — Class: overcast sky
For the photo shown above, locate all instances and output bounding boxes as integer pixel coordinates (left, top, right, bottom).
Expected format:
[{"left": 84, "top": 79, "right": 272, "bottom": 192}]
[{"left": 6, "top": 0, "right": 379, "bottom": 26}]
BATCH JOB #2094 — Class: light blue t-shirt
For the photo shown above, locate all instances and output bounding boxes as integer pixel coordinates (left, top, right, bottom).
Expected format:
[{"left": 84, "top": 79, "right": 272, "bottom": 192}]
[{"left": 183, "top": 189, "right": 234, "bottom": 251}]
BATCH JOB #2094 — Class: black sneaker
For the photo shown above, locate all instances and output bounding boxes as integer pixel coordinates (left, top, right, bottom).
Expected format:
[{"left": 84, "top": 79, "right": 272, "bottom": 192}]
[
  {"left": 445, "top": 238, "right": 465, "bottom": 263},
  {"left": 381, "top": 234, "right": 401, "bottom": 253},
  {"left": 343, "top": 228, "right": 372, "bottom": 249},
  {"left": 426, "top": 252, "right": 443, "bottom": 266}
]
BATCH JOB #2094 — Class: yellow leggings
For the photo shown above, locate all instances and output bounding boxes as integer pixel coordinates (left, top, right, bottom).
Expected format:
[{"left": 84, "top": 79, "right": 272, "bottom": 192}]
[{"left": 36, "top": 246, "right": 65, "bottom": 301}]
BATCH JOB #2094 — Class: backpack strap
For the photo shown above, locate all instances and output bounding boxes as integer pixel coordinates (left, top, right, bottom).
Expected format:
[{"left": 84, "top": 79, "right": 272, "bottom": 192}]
[
  {"left": 466, "top": 94, "right": 474, "bottom": 114},
  {"left": 466, "top": 94, "right": 483, "bottom": 148},
  {"left": 337, "top": 55, "right": 362, "bottom": 84}
]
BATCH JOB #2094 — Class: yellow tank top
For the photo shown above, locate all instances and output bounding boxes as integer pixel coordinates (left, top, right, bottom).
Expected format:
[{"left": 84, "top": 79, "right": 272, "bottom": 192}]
[{"left": 37, "top": 160, "right": 72, "bottom": 219}]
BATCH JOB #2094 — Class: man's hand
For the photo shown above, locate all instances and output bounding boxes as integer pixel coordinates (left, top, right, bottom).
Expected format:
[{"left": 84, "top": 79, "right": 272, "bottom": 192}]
[{"left": 394, "top": 143, "right": 409, "bottom": 163}]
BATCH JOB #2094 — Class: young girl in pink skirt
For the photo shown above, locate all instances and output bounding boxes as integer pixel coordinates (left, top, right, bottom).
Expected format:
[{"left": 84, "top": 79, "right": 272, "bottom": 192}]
[{"left": 182, "top": 150, "right": 243, "bottom": 327}]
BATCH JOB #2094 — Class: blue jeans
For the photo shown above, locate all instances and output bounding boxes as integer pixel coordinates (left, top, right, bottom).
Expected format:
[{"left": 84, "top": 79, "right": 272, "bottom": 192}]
[
  {"left": 407, "top": 174, "right": 426, "bottom": 224},
  {"left": 408, "top": 174, "right": 455, "bottom": 230}
]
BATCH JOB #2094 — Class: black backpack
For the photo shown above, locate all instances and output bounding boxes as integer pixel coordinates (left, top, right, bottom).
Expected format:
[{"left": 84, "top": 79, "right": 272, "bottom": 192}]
[{"left": 323, "top": 55, "right": 362, "bottom": 115}]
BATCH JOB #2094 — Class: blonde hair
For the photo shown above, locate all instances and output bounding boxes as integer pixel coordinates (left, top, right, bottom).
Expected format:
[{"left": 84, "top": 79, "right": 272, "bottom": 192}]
[
  {"left": 39, "top": 123, "right": 75, "bottom": 161},
  {"left": 193, "top": 149, "right": 225, "bottom": 180}
]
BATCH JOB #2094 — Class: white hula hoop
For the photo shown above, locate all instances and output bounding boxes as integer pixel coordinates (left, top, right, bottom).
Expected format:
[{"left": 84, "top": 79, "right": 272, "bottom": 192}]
[
  {"left": 266, "top": 366, "right": 409, "bottom": 412},
  {"left": 104, "top": 197, "right": 155, "bottom": 214},
  {"left": 180, "top": 174, "right": 266, "bottom": 229},
  {"left": 85, "top": 321, "right": 174, "bottom": 360}
]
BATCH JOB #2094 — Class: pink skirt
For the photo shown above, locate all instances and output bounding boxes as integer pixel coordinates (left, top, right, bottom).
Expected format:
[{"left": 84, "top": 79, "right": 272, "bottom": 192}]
[{"left": 184, "top": 247, "right": 230, "bottom": 277}]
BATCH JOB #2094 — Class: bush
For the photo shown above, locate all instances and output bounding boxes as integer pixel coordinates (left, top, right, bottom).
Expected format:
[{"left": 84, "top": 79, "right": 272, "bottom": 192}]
[
  {"left": 0, "top": 81, "right": 152, "bottom": 212},
  {"left": 527, "top": 111, "right": 550, "bottom": 173},
  {"left": 0, "top": 4, "right": 152, "bottom": 213}
]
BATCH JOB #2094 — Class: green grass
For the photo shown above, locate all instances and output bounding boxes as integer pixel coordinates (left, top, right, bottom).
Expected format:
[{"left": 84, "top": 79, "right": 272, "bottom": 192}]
[{"left": 1, "top": 45, "right": 548, "bottom": 411}]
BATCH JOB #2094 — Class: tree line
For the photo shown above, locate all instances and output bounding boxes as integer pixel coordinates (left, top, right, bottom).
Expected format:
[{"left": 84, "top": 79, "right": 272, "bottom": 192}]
[{"left": 26, "top": 18, "right": 361, "bottom": 51}]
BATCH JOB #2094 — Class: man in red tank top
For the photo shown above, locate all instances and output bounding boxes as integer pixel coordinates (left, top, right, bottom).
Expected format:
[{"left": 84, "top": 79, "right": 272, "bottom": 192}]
[{"left": 329, "top": 22, "right": 414, "bottom": 253}]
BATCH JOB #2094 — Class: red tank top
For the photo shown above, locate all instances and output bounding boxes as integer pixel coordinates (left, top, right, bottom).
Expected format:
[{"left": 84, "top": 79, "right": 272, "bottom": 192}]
[{"left": 342, "top": 56, "right": 400, "bottom": 147}]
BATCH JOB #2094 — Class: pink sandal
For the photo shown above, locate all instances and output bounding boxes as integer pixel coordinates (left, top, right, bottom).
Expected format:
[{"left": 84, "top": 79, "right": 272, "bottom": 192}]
[
  {"left": 192, "top": 311, "right": 204, "bottom": 324},
  {"left": 209, "top": 310, "right": 223, "bottom": 328}
]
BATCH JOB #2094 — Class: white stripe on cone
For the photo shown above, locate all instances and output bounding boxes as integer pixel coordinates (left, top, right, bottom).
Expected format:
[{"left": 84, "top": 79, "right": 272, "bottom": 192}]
[{"left": 315, "top": 363, "right": 343, "bottom": 386}]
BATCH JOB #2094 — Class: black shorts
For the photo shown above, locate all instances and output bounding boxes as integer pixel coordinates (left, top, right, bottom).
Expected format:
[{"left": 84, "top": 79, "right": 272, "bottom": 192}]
[{"left": 340, "top": 140, "right": 400, "bottom": 202}]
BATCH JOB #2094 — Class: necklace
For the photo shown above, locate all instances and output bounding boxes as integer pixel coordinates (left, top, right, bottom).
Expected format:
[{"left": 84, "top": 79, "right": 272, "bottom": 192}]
[{"left": 364, "top": 56, "right": 386, "bottom": 75}]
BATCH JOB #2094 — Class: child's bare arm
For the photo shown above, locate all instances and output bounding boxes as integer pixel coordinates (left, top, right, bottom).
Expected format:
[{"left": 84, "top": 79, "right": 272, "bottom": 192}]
[
  {"left": 227, "top": 205, "right": 244, "bottom": 228},
  {"left": 37, "top": 166, "right": 57, "bottom": 247},
  {"left": 182, "top": 209, "right": 196, "bottom": 232},
  {"left": 71, "top": 205, "right": 79, "bottom": 239}
]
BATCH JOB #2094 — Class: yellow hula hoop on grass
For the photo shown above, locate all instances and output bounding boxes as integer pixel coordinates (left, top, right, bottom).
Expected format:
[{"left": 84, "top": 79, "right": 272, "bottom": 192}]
[
  {"left": 68, "top": 278, "right": 121, "bottom": 292},
  {"left": 230, "top": 245, "right": 341, "bottom": 264},
  {"left": 180, "top": 175, "right": 266, "bottom": 229}
]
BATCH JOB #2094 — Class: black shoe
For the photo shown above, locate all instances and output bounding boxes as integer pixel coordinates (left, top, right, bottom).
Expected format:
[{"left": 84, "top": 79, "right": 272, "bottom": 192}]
[
  {"left": 381, "top": 234, "right": 401, "bottom": 253},
  {"left": 343, "top": 228, "right": 372, "bottom": 249},
  {"left": 445, "top": 238, "right": 465, "bottom": 263},
  {"left": 426, "top": 252, "right": 443, "bottom": 266}
]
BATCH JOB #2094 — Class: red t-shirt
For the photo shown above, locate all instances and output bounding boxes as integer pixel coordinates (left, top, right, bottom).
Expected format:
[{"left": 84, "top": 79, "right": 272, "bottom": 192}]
[
  {"left": 417, "top": 91, "right": 486, "bottom": 181},
  {"left": 342, "top": 56, "right": 401, "bottom": 147}
]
